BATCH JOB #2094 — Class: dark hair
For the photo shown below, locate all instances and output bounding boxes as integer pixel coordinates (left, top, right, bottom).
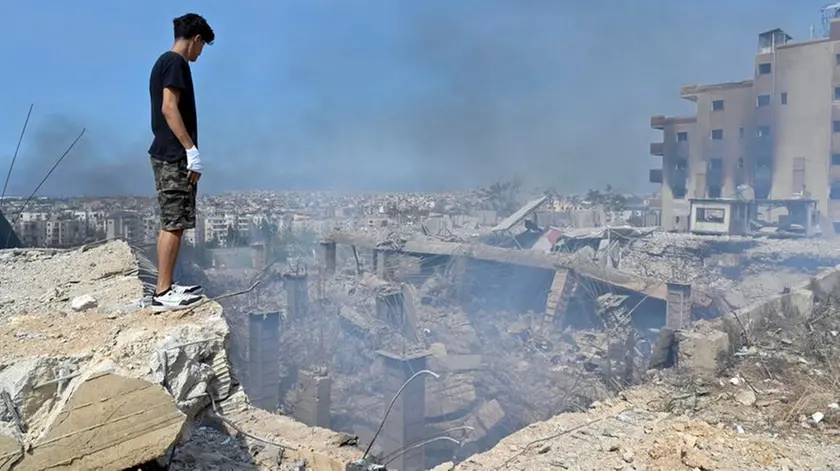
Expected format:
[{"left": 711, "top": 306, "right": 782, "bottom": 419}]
[{"left": 173, "top": 13, "right": 215, "bottom": 45}]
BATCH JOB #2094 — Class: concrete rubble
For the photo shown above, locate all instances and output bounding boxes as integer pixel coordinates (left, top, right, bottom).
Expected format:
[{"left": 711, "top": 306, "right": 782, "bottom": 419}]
[{"left": 0, "top": 241, "right": 364, "bottom": 470}]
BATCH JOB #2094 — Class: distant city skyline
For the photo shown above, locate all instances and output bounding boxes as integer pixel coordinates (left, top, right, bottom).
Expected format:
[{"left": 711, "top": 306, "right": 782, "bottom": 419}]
[{"left": 0, "top": 0, "right": 830, "bottom": 196}]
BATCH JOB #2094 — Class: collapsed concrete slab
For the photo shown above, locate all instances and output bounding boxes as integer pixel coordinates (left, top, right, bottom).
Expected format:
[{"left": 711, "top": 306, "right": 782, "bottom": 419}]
[
  {"left": 0, "top": 241, "right": 368, "bottom": 470},
  {"left": 14, "top": 371, "right": 185, "bottom": 471}
]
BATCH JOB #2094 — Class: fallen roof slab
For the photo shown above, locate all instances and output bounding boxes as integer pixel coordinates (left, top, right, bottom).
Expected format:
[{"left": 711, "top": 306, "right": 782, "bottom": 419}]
[{"left": 326, "top": 231, "right": 714, "bottom": 305}]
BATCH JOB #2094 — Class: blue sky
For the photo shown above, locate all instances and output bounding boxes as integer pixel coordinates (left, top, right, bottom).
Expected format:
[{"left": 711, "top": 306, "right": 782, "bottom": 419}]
[{"left": 0, "top": 1, "right": 831, "bottom": 196}]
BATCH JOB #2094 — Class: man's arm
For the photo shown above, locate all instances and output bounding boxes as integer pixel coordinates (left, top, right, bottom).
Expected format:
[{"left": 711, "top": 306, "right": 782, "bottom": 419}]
[{"left": 161, "top": 87, "right": 195, "bottom": 151}]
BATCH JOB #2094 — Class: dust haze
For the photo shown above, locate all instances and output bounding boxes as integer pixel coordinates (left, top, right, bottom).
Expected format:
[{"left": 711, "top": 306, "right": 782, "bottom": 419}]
[{"left": 1, "top": 1, "right": 810, "bottom": 196}]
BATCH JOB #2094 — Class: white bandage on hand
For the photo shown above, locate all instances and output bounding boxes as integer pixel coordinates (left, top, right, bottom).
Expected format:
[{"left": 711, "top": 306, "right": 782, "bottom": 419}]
[{"left": 186, "top": 146, "right": 203, "bottom": 172}]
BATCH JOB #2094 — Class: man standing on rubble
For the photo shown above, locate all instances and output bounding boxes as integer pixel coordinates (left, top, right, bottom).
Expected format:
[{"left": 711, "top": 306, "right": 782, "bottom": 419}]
[{"left": 148, "top": 13, "right": 215, "bottom": 312}]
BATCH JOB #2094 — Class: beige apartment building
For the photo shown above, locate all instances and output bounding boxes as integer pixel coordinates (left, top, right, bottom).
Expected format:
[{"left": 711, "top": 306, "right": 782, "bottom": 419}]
[{"left": 651, "top": 20, "right": 840, "bottom": 232}]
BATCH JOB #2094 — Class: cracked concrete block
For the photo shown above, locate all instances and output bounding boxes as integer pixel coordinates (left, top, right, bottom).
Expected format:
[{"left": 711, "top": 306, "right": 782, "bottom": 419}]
[
  {"left": 15, "top": 371, "right": 186, "bottom": 471},
  {"left": 676, "top": 327, "right": 731, "bottom": 377},
  {"left": 0, "top": 357, "right": 62, "bottom": 430}
]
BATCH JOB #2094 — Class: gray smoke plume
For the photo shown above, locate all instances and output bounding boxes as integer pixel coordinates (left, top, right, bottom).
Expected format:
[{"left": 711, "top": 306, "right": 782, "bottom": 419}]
[{"left": 2, "top": 1, "right": 808, "bottom": 196}]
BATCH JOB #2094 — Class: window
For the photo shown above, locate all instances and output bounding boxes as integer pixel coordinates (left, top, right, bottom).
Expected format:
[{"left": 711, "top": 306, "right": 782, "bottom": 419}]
[
  {"left": 709, "top": 158, "right": 723, "bottom": 170},
  {"left": 758, "top": 62, "right": 772, "bottom": 75},
  {"left": 738, "top": 157, "right": 745, "bottom": 169},
  {"left": 834, "top": 120, "right": 840, "bottom": 133},
  {"left": 739, "top": 127, "right": 745, "bottom": 138},
  {"left": 757, "top": 94, "right": 771, "bottom": 107},
  {"left": 832, "top": 154, "right": 840, "bottom": 166},
  {"left": 836, "top": 53, "right": 840, "bottom": 66},
  {"left": 756, "top": 126, "right": 771, "bottom": 137},
  {"left": 673, "top": 186, "right": 687, "bottom": 198},
  {"left": 711, "top": 129, "right": 724, "bottom": 140},
  {"left": 781, "top": 92, "right": 788, "bottom": 105},
  {"left": 675, "top": 158, "right": 688, "bottom": 170},
  {"left": 712, "top": 99, "right": 724, "bottom": 111},
  {"left": 696, "top": 207, "right": 726, "bottom": 223},
  {"left": 707, "top": 185, "right": 722, "bottom": 198},
  {"left": 676, "top": 131, "right": 688, "bottom": 142}
]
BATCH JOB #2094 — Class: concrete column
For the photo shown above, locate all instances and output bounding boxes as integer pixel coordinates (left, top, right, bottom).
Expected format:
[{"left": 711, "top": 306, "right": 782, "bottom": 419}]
[
  {"left": 375, "top": 250, "right": 396, "bottom": 281},
  {"left": 247, "top": 311, "right": 280, "bottom": 412},
  {"left": 542, "top": 269, "right": 577, "bottom": 332},
  {"left": 284, "top": 274, "right": 309, "bottom": 320},
  {"left": 322, "top": 242, "right": 337, "bottom": 275},
  {"left": 665, "top": 282, "right": 692, "bottom": 330},
  {"left": 376, "top": 351, "right": 429, "bottom": 471},
  {"left": 293, "top": 371, "right": 331, "bottom": 428}
]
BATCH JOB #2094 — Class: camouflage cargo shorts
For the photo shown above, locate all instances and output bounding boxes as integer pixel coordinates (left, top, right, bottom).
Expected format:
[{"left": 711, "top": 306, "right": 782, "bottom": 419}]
[{"left": 150, "top": 157, "right": 197, "bottom": 231}]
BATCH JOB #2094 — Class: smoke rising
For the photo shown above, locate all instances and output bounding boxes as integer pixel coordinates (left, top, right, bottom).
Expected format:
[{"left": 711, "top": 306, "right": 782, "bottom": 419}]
[{"left": 1, "top": 1, "right": 812, "bottom": 196}]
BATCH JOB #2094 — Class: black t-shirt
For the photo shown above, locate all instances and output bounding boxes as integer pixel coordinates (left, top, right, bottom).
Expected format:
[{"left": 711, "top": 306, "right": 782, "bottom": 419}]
[{"left": 148, "top": 51, "right": 197, "bottom": 162}]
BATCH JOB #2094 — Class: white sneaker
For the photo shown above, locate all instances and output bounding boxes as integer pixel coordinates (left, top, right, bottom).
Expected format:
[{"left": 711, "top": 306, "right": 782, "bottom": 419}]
[
  {"left": 172, "top": 282, "right": 204, "bottom": 296},
  {"left": 151, "top": 290, "right": 202, "bottom": 312}
]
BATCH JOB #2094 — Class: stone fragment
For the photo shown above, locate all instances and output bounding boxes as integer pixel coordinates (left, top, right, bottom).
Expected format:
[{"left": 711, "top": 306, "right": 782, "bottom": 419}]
[{"left": 70, "top": 294, "right": 97, "bottom": 312}]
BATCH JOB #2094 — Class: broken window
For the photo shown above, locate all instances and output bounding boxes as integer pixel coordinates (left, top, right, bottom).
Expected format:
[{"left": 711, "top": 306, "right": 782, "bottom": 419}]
[
  {"left": 712, "top": 100, "right": 724, "bottom": 111},
  {"left": 711, "top": 129, "right": 724, "bottom": 140},
  {"left": 676, "top": 131, "right": 688, "bottom": 142},
  {"left": 757, "top": 94, "right": 771, "bottom": 107},
  {"left": 675, "top": 158, "right": 688, "bottom": 170},
  {"left": 758, "top": 62, "right": 772, "bottom": 75},
  {"left": 696, "top": 207, "right": 725, "bottom": 223},
  {"left": 709, "top": 158, "right": 723, "bottom": 171},
  {"left": 780, "top": 92, "right": 788, "bottom": 105},
  {"left": 756, "top": 126, "right": 771, "bottom": 137},
  {"left": 707, "top": 185, "right": 722, "bottom": 198}
]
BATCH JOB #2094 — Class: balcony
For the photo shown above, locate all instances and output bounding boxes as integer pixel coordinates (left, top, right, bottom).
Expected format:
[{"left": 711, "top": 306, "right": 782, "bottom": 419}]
[
  {"left": 650, "top": 115, "right": 667, "bottom": 130},
  {"left": 649, "top": 169, "right": 663, "bottom": 184},
  {"left": 650, "top": 142, "right": 665, "bottom": 156}
]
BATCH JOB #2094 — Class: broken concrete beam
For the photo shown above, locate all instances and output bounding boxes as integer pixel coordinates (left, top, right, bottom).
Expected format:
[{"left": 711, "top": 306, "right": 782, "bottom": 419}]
[
  {"left": 0, "top": 424, "right": 22, "bottom": 471},
  {"left": 15, "top": 371, "right": 185, "bottom": 471}
]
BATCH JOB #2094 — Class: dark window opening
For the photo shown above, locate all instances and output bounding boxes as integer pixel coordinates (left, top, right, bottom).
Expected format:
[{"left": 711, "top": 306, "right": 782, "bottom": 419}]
[
  {"left": 780, "top": 92, "right": 788, "bottom": 105},
  {"left": 739, "top": 127, "right": 745, "bottom": 138},
  {"left": 834, "top": 87, "right": 840, "bottom": 101},
  {"left": 758, "top": 62, "right": 772, "bottom": 75},
  {"left": 757, "top": 94, "right": 771, "bottom": 107},
  {"left": 832, "top": 154, "right": 840, "bottom": 166},
  {"left": 711, "top": 129, "right": 724, "bottom": 140},
  {"left": 675, "top": 158, "right": 688, "bottom": 170},
  {"left": 833, "top": 120, "right": 840, "bottom": 133},
  {"left": 831, "top": 184, "right": 840, "bottom": 200},
  {"left": 707, "top": 185, "right": 722, "bottom": 198},
  {"left": 696, "top": 207, "right": 725, "bottom": 223},
  {"left": 709, "top": 158, "right": 723, "bottom": 170},
  {"left": 738, "top": 157, "right": 745, "bottom": 168},
  {"left": 712, "top": 100, "right": 724, "bottom": 111},
  {"left": 676, "top": 131, "right": 688, "bottom": 142},
  {"left": 756, "top": 126, "right": 771, "bottom": 137},
  {"left": 673, "top": 186, "right": 687, "bottom": 198},
  {"left": 836, "top": 53, "right": 840, "bottom": 66}
]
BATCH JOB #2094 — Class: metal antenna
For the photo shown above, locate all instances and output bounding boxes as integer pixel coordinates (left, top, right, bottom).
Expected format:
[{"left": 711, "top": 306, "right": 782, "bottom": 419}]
[
  {"left": 6, "top": 128, "right": 85, "bottom": 249},
  {"left": 362, "top": 369, "right": 439, "bottom": 460},
  {"left": 0, "top": 104, "right": 34, "bottom": 211}
]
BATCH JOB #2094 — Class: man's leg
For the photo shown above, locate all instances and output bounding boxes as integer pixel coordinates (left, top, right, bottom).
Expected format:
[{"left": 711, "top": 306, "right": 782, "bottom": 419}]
[
  {"left": 156, "top": 228, "right": 183, "bottom": 295},
  {"left": 151, "top": 157, "right": 200, "bottom": 309}
]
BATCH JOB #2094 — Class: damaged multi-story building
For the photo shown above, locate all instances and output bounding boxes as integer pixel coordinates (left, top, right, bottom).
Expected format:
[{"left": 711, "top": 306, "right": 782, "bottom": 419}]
[{"left": 651, "top": 7, "right": 840, "bottom": 234}]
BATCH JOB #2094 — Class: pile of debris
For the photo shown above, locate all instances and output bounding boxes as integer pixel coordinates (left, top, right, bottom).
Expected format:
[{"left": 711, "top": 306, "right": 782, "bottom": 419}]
[
  {"left": 0, "top": 241, "right": 362, "bottom": 470},
  {"left": 453, "top": 274, "right": 840, "bottom": 471}
]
